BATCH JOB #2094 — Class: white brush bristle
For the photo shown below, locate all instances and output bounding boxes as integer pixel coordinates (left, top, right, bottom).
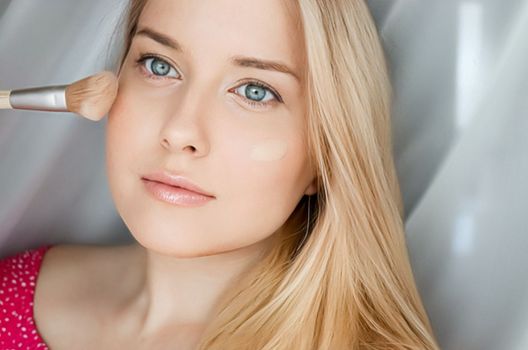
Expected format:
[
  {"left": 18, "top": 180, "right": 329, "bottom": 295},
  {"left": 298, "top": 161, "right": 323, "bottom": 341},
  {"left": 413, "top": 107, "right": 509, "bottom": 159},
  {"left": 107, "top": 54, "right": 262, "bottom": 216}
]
[{"left": 65, "top": 71, "right": 118, "bottom": 121}]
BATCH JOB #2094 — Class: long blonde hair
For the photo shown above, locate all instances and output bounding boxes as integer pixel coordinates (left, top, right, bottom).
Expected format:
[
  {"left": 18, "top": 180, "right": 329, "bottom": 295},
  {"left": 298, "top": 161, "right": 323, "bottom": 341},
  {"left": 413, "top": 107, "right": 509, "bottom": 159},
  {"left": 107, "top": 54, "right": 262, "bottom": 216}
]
[{"left": 112, "top": 0, "right": 440, "bottom": 348}]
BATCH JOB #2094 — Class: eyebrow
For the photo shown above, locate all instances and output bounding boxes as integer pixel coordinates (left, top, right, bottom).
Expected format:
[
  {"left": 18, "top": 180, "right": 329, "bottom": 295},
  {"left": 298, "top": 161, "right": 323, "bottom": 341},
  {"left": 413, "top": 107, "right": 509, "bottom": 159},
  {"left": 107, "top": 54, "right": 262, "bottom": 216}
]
[{"left": 135, "top": 26, "right": 301, "bottom": 82}]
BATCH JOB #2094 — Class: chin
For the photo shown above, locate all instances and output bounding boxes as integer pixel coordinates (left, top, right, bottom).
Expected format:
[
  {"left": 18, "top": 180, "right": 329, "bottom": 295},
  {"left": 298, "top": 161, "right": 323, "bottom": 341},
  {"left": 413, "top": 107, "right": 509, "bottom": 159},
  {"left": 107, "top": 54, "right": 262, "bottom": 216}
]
[{"left": 128, "top": 229, "right": 227, "bottom": 258}]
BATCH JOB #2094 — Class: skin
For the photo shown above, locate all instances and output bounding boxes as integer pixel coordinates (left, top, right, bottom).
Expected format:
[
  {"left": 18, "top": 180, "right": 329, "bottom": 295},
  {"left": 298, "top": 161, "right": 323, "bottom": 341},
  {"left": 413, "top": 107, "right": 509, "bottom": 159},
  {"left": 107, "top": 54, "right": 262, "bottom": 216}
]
[{"left": 33, "top": 0, "right": 316, "bottom": 348}]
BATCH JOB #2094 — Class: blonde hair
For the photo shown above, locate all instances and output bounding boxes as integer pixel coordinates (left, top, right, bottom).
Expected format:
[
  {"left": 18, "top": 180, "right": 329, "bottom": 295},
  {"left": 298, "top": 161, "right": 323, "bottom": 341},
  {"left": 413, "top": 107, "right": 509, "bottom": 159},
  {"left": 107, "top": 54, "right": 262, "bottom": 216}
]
[{"left": 113, "top": 0, "right": 441, "bottom": 348}]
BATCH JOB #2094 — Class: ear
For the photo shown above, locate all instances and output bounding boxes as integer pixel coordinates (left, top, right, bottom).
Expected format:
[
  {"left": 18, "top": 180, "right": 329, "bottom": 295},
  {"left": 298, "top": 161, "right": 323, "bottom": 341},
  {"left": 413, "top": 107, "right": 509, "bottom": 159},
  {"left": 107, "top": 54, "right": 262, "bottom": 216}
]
[{"left": 304, "top": 177, "right": 318, "bottom": 196}]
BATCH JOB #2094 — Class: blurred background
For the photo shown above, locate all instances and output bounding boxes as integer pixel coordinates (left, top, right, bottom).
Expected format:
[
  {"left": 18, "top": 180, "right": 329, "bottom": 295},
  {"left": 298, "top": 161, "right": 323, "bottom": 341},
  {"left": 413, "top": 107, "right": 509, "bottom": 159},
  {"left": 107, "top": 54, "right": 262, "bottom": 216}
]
[{"left": 1, "top": 0, "right": 527, "bottom": 349}]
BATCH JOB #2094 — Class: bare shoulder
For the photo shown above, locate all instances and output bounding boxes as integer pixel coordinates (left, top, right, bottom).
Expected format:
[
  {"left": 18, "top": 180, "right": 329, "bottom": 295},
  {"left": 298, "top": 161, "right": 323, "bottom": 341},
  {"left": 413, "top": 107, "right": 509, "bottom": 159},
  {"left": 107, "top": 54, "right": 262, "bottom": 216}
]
[
  {"left": 37, "top": 243, "right": 136, "bottom": 292},
  {"left": 34, "top": 243, "right": 140, "bottom": 346}
]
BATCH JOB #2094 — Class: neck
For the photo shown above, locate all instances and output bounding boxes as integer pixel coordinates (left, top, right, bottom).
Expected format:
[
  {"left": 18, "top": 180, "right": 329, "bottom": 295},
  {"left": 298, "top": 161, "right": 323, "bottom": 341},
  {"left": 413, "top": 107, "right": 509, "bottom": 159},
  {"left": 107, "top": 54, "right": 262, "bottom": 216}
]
[{"left": 119, "top": 234, "right": 276, "bottom": 336}]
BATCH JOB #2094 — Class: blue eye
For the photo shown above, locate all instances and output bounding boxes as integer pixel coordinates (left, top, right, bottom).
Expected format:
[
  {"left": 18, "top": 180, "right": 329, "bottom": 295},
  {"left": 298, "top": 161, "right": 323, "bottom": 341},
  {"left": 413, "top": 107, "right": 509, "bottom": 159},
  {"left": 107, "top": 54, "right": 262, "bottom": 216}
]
[
  {"left": 149, "top": 58, "right": 170, "bottom": 75},
  {"left": 229, "top": 81, "right": 283, "bottom": 109},
  {"left": 234, "top": 83, "right": 277, "bottom": 104},
  {"left": 136, "top": 55, "right": 179, "bottom": 79},
  {"left": 135, "top": 53, "right": 283, "bottom": 109}
]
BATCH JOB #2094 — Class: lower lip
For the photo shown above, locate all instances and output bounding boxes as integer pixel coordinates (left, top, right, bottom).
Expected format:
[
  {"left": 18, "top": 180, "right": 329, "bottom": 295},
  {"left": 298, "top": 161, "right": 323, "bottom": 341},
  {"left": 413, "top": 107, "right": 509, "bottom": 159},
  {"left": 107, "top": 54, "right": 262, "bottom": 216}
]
[{"left": 141, "top": 179, "right": 215, "bottom": 207}]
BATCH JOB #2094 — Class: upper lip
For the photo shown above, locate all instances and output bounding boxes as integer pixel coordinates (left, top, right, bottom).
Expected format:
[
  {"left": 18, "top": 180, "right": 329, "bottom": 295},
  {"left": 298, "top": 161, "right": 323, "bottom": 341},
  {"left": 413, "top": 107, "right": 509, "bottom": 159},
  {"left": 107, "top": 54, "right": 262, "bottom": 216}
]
[{"left": 141, "top": 170, "right": 215, "bottom": 198}]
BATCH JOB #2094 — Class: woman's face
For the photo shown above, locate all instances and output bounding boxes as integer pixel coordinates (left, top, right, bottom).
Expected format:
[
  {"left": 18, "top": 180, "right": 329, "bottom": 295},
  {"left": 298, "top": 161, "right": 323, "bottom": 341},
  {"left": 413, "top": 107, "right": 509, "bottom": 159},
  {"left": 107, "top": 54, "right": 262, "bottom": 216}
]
[{"left": 106, "top": 0, "right": 316, "bottom": 257}]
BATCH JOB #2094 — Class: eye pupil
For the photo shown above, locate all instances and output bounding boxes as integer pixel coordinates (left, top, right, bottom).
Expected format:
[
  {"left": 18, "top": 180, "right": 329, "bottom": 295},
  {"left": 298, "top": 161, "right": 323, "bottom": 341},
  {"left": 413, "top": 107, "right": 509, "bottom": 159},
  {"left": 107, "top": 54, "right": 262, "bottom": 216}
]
[
  {"left": 151, "top": 58, "right": 170, "bottom": 76},
  {"left": 245, "top": 84, "right": 266, "bottom": 101}
]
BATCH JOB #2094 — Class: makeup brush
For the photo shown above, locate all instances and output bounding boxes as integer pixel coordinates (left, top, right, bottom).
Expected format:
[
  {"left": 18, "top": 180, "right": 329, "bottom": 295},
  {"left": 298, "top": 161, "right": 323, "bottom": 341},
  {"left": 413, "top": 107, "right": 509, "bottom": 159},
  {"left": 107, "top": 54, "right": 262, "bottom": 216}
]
[{"left": 0, "top": 71, "right": 118, "bottom": 121}]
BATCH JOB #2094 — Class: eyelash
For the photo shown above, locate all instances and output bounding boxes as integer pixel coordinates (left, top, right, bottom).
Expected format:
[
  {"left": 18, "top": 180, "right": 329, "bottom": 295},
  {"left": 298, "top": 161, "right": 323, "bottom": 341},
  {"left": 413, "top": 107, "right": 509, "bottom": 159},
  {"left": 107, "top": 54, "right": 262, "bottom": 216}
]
[{"left": 134, "top": 53, "right": 283, "bottom": 109}]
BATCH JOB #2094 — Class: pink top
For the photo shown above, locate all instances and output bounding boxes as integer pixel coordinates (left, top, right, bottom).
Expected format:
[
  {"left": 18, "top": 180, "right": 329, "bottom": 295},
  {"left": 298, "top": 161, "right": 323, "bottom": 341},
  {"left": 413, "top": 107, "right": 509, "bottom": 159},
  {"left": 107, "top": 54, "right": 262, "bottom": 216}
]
[{"left": 0, "top": 245, "right": 54, "bottom": 349}]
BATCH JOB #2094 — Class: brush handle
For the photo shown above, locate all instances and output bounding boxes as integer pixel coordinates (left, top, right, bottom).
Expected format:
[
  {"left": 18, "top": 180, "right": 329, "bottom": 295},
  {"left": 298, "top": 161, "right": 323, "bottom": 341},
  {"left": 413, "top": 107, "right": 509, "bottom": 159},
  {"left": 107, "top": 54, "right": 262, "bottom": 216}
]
[{"left": 8, "top": 85, "right": 68, "bottom": 112}]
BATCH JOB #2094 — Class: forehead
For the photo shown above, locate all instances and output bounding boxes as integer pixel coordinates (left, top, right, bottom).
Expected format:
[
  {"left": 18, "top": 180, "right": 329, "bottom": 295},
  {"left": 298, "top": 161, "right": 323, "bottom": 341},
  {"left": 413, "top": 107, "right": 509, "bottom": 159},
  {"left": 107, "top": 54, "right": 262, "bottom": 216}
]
[{"left": 136, "top": 0, "right": 305, "bottom": 70}]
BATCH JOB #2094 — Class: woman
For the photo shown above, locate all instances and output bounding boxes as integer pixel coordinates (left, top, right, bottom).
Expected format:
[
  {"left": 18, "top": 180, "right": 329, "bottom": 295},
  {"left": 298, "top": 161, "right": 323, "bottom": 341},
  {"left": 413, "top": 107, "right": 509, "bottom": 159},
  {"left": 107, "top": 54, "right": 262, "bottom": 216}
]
[{"left": 0, "top": 0, "right": 441, "bottom": 348}]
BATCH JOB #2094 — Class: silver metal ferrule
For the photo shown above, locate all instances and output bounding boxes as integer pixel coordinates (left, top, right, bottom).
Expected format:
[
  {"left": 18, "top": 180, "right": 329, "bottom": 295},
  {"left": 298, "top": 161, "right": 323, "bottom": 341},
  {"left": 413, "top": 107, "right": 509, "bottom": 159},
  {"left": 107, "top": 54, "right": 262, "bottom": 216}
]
[{"left": 9, "top": 85, "right": 68, "bottom": 112}]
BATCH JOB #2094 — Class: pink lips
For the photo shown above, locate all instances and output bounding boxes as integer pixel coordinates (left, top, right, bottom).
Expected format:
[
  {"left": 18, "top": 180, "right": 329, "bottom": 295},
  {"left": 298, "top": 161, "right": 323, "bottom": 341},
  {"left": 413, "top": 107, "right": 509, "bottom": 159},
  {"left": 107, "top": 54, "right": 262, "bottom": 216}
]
[{"left": 141, "top": 171, "right": 215, "bottom": 207}]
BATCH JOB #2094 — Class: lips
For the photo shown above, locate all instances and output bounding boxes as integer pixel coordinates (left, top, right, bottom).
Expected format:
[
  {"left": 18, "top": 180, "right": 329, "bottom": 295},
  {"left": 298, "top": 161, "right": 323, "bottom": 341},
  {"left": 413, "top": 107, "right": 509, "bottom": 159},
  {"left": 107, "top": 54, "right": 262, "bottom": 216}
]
[{"left": 141, "top": 171, "right": 215, "bottom": 198}]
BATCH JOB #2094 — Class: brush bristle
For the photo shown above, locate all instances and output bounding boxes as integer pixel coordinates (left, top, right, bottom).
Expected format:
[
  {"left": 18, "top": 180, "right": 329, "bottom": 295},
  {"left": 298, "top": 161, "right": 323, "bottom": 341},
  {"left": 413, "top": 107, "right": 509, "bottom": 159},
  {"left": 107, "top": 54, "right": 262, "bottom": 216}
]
[
  {"left": 65, "top": 71, "right": 118, "bottom": 121},
  {"left": 0, "top": 90, "right": 12, "bottom": 109}
]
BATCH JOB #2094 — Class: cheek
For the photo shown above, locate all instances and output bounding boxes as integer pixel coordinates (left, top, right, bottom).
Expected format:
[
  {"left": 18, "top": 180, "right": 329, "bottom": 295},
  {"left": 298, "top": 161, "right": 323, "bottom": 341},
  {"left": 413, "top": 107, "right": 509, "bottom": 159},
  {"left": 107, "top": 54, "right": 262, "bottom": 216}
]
[
  {"left": 224, "top": 137, "right": 307, "bottom": 240},
  {"left": 250, "top": 139, "right": 288, "bottom": 161},
  {"left": 106, "top": 70, "right": 161, "bottom": 166},
  {"left": 105, "top": 76, "right": 157, "bottom": 197},
  {"left": 105, "top": 92, "right": 136, "bottom": 204},
  {"left": 106, "top": 90, "right": 137, "bottom": 169},
  {"left": 106, "top": 93, "right": 127, "bottom": 167},
  {"left": 255, "top": 139, "right": 305, "bottom": 192},
  {"left": 221, "top": 134, "right": 306, "bottom": 203}
]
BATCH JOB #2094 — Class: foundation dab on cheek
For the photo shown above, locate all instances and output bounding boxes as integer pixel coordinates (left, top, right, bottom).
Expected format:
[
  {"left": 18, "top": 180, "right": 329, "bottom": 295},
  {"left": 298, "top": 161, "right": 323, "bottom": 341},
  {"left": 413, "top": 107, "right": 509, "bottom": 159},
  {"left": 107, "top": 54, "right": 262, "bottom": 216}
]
[{"left": 250, "top": 139, "right": 288, "bottom": 161}]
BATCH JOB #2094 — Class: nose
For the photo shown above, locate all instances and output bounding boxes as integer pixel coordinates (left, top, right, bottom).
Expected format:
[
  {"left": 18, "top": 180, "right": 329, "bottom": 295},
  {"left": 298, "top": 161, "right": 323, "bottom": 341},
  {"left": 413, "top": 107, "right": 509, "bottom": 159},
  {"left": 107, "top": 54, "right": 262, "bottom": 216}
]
[{"left": 158, "top": 89, "right": 211, "bottom": 157}]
